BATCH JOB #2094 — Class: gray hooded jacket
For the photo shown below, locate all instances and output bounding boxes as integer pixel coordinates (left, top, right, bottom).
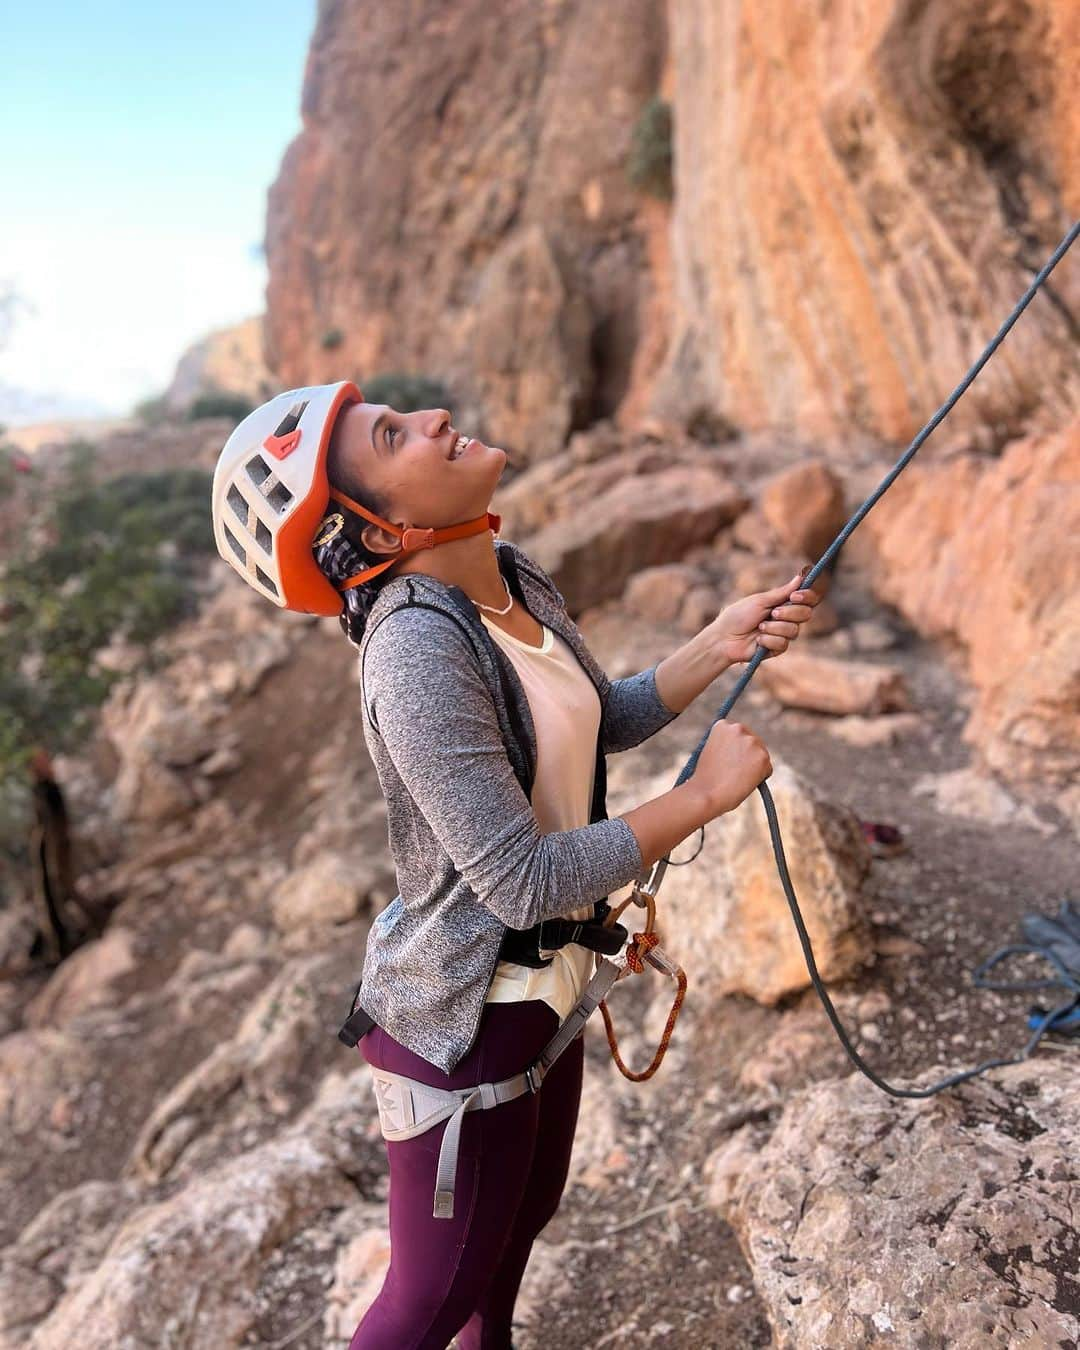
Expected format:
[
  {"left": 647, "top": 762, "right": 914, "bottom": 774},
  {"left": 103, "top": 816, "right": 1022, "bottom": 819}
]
[{"left": 355, "top": 537, "right": 679, "bottom": 1072}]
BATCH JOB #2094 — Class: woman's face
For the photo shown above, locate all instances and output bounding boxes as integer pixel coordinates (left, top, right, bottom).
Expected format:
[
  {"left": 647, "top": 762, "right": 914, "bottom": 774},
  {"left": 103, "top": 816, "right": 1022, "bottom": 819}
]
[{"left": 329, "top": 402, "right": 507, "bottom": 556}]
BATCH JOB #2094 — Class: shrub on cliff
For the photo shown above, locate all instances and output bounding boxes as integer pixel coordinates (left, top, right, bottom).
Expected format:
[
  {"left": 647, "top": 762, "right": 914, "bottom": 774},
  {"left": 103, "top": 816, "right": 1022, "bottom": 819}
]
[
  {"left": 0, "top": 444, "right": 215, "bottom": 851},
  {"left": 186, "top": 390, "right": 254, "bottom": 422},
  {"left": 627, "top": 96, "right": 674, "bottom": 200},
  {"left": 359, "top": 373, "right": 454, "bottom": 413},
  {"left": 133, "top": 392, "right": 173, "bottom": 425}
]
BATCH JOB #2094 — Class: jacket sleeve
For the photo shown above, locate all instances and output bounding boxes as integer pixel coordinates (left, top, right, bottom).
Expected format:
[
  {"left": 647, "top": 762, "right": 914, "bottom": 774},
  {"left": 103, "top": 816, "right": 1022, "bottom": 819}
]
[
  {"left": 362, "top": 606, "right": 645, "bottom": 930},
  {"left": 595, "top": 662, "right": 680, "bottom": 755}
]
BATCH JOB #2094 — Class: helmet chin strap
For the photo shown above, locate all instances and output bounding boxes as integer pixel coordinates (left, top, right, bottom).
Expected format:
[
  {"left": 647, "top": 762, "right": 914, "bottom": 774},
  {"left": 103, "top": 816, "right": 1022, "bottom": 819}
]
[{"left": 327, "top": 487, "right": 502, "bottom": 591}]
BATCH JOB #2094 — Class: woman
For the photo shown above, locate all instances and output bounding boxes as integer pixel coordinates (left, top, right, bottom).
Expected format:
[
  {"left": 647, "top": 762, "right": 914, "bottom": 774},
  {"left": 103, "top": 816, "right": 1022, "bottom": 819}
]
[{"left": 211, "top": 381, "right": 820, "bottom": 1349}]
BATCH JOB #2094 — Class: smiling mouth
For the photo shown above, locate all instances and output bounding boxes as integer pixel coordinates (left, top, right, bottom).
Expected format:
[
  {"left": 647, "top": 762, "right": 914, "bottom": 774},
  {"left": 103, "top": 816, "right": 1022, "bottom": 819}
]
[{"left": 449, "top": 434, "right": 476, "bottom": 460}]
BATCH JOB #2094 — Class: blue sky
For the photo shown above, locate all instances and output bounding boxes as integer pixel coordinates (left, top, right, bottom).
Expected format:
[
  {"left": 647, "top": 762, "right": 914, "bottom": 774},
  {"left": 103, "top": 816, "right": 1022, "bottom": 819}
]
[{"left": 2, "top": 2, "right": 315, "bottom": 420}]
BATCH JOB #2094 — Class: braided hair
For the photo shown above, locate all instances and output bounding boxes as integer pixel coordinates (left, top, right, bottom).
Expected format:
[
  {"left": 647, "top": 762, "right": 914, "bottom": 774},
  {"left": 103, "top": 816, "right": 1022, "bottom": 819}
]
[{"left": 311, "top": 455, "right": 398, "bottom": 648}]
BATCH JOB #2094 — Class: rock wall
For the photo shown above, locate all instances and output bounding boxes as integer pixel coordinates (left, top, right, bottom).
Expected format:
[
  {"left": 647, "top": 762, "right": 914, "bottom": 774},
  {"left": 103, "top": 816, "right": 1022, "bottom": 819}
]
[
  {"left": 266, "top": 0, "right": 1078, "bottom": 453},
  {"left": 261, "top": 1, "right": 1080, "bottom": 777},
  {"left": 265, "top": 0, "right": 667, "bottom": 462},
  {"left": 855, "top": 419, "right": 1080, "bottom": 785},
  {"left": 654, "top": 0, "right": 1080, "bottom": 442}
]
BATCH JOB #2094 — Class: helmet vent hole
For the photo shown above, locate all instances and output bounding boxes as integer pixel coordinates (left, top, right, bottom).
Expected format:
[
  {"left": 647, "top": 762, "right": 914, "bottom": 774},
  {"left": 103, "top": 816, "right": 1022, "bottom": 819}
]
[
  {"left": 246, "top": 456, "right": 272, "bottom": 486},
  {"left": 255, "top": 566, "right": 278, "bottom": 596},
  {"left": 254, "top": 518, "right": 272, "bottom": 553},
  {"left": 222, "top": 524, "right": 246, "bottom": 565},
  {"left": 226, "top": 484, "right": 249, "bottom": 523},
  {"left": 273, "top": 400, "right": 309, "bottom": 437},
  {"left": 266, "top": 482, "right": 294, "bottom": 513}
]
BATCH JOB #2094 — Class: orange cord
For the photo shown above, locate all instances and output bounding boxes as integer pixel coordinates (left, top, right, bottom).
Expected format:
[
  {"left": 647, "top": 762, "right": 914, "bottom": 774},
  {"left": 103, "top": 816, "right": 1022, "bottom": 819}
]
[{"left": 598, "top": 891, "right": 688, "bottom": 1081}]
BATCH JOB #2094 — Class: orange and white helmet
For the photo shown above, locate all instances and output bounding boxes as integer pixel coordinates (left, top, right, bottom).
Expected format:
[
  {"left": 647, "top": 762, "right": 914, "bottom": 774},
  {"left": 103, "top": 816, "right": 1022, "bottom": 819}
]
[{"left": 211, "top": 379, "right": 500, "bottom": 616}]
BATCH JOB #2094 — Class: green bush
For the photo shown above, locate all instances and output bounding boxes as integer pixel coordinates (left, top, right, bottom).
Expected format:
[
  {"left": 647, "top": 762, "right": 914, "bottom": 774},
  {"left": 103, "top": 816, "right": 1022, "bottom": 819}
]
[
  {"left": 627, "top": 96, "right": 674, "bottom": 200},
  {"left": 186, "top": 390, "right": 254, "bottom": 422},
  {"left": 0, "top": 451, "right": 216, "bottom": 849},
  {"left": 321, "top": 328, "right": 345, "bottom": 350},
  {"left": 359, "top": 373, "right": 454, "bottom": 413}
]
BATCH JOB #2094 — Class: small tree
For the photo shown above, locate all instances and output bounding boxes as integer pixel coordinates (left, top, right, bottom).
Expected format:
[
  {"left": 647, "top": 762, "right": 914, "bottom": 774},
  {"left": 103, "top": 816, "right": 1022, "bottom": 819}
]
[
  {"left": 186, "top": 390, "right": 254, "bottom": 422},
  {"left": 0, "top": 445, "right": 215, "bottom": 854},
  {"left": 627, "top": 96, "right": 674, "bottom": 200},
  {"left": 360, "top": 373, "right": 454, "bottom": 413}
]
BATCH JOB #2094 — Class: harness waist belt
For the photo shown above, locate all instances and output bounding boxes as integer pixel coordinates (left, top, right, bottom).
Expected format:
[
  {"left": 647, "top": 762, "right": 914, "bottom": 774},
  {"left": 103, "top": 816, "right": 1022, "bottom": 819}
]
[{"left": 497, "top": 915, "right": 628, "bottom": 967}]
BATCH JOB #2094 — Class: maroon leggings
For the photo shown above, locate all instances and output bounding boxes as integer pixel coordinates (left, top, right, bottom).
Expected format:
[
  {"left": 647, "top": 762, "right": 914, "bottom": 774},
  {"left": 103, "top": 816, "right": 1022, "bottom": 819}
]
[{"left": 348, "top": 999, "right": 584, "bottom": 1350}]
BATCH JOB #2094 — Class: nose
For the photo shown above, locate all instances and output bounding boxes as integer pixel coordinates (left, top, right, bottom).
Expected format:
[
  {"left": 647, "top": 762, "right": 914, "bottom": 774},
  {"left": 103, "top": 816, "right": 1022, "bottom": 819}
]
[{"left": 424, "top": 408, "right": 452, "bottom": 437}]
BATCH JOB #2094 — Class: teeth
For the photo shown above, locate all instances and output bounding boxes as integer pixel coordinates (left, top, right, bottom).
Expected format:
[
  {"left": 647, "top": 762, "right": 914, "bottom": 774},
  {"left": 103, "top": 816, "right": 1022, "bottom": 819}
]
[{"left": 452, "top": 435, "right": 469, "bottom": 459}]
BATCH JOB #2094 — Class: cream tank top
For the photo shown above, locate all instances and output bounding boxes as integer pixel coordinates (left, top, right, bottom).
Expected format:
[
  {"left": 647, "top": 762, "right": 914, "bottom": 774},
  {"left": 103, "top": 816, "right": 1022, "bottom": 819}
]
[{"left": 478, "top": 608, "right": 602, "bottom": 1023}]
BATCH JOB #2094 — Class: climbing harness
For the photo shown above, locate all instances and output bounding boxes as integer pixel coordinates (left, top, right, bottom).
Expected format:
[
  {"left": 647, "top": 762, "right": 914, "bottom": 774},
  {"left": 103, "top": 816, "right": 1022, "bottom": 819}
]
[
  {"left": 345, "top": 219, "right": 1078, "bottom": 1215},
  {"left": 634, "top": 218, "right": 1080, "bottom": 1100},
  {"left": 358, "top": 951, "right": 632, "bottom": 1218}
]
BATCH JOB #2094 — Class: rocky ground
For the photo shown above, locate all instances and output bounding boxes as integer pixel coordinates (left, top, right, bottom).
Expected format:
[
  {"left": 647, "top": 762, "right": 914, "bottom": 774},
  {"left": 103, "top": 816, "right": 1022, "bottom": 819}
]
[
  {"left": 1, "top": 426, "right": 1076, "bottom": 1348},
  {"left": 510, "top": 581, "right": 1079, "bottom": 1349}
]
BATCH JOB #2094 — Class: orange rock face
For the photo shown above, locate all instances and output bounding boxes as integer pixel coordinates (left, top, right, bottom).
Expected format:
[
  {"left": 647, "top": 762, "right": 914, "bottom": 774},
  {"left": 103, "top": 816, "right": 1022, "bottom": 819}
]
[
  {"left": 653, "top": 0, "right": 1079, "bottom": 442},
  {"left": 265, "top": 0, "right": 668, "bottom": 461},
  {"left": 262, "top": 0, "right": 1079, "bottom": 785},
  {"left": 859, "top": 420, "right": 1080, "bottom": 783}
]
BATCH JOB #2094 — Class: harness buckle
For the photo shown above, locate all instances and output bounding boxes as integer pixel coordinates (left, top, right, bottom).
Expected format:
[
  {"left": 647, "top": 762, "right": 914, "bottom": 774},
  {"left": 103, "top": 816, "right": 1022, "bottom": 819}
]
[
  {"left": 525, "top": 1064, "right": 544, "bottom": 1094},
  {"left": 401, "top": 526, "right": 436, "bottom": 551}
]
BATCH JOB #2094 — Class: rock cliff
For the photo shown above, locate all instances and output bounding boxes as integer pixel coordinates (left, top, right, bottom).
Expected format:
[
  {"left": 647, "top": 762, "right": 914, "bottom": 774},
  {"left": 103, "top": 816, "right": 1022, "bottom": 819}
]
[{"left": 263, "top": 0, "right": 1079, "bottom": 787}]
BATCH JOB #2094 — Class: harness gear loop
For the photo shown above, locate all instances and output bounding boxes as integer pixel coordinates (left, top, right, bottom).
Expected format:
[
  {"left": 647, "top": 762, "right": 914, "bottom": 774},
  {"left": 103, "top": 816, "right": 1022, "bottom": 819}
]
[
  {"left": 599, "top": 931, "right": 688, "bottom": 1082},
  {"left": 595, "top": 893, "right": 687, "bottom": 1081}
]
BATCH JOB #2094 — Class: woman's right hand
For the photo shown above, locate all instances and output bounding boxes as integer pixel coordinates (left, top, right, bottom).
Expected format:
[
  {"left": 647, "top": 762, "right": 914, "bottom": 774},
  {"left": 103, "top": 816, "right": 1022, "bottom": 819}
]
[{"left": 693, "top": 720, "right": 772, "bottom": 818}]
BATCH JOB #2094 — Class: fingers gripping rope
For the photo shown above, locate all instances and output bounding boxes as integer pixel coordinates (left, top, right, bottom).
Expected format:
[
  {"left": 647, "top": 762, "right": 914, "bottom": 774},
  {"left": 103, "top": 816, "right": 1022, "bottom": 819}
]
[{"left": 634, "top": 220, "right": 1079, "bottom": 1099}]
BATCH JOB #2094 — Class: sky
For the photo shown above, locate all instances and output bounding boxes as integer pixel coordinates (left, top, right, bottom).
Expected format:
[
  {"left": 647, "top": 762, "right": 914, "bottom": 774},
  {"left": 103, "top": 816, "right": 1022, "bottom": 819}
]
[{"left": 2, "top": 2, "right": 316, "bottom": 422}]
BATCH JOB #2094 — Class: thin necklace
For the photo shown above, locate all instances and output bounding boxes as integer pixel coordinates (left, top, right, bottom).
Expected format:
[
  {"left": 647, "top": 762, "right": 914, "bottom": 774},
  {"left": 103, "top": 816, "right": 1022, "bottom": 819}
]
[{"left": 475, "top": 575, "right": 514, "bottom": 615}]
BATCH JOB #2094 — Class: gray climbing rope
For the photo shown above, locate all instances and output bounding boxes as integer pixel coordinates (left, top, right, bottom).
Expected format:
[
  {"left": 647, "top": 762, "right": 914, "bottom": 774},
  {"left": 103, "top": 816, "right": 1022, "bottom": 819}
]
[{"left": 645, "top": 219, "right": 1080, "bottom": 1098}]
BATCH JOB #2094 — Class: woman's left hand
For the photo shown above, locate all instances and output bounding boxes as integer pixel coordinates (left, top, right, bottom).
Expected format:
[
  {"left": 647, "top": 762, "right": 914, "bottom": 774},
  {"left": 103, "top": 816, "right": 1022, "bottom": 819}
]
[{"left": 708, "top": 565, "right": 823, "bottom": 666}]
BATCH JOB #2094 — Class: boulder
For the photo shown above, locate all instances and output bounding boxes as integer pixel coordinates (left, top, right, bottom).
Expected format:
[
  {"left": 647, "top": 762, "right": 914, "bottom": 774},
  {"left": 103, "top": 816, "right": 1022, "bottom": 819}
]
[
  {"left": 913, "top": 766, "right": 1057, "bottom": 834},
  {"left": 269, "top": 856, "right": 370, "bottom": 934},
  {"left": 637, "top": 755, "right": 873, "bottom": 1007},
  {"left": 757, "top": 649, "right": 910, "bottom": 716},
  {"left": 326, "top": 1220, "right": 393, "bottom": 1344},
  {"left": 23, "top": 928, "right": 138, "bottom": 1028},
  {"left": 678, "top": 582, "right": 727, "bottom": 634},
  {"left": 824, "top": 711, "right": 923, "bottom": 747},
  {"left": 623, "top": 563, "right": 704, "bottom": 621},
  {"left": 760, "top": 460, "right": 847, "bottom": 562},
  {"left": 705, "top": 1060, "right": 1080, "bottom": 1348},
  {"left": 525, "top": 465, "right": 748, "bottom": 613}
]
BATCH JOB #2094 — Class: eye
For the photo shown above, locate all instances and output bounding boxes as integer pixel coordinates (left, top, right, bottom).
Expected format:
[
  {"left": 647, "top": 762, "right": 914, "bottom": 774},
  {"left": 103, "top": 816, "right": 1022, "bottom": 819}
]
[{"left": 388, "top": 424, "right": 403, "bottom": 448}]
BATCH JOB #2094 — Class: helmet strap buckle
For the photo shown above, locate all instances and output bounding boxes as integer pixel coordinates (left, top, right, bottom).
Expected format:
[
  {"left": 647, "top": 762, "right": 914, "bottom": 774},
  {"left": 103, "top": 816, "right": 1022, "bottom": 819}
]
[{"left": 400, "top": 527, "right": 436, "bottom": 551}]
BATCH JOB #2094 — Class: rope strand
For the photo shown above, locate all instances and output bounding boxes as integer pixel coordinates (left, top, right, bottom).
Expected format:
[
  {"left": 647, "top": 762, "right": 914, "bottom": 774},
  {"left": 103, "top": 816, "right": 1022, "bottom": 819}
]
[{"left": 645, "top": 219, "right": 1079, "bottom": 1098}]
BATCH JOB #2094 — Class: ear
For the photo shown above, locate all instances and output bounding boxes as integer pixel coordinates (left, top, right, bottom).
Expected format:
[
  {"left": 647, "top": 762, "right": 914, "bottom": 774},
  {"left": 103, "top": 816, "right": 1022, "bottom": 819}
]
[{"left": 360, "top": 519, "right": 406, "bottom": 557}]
